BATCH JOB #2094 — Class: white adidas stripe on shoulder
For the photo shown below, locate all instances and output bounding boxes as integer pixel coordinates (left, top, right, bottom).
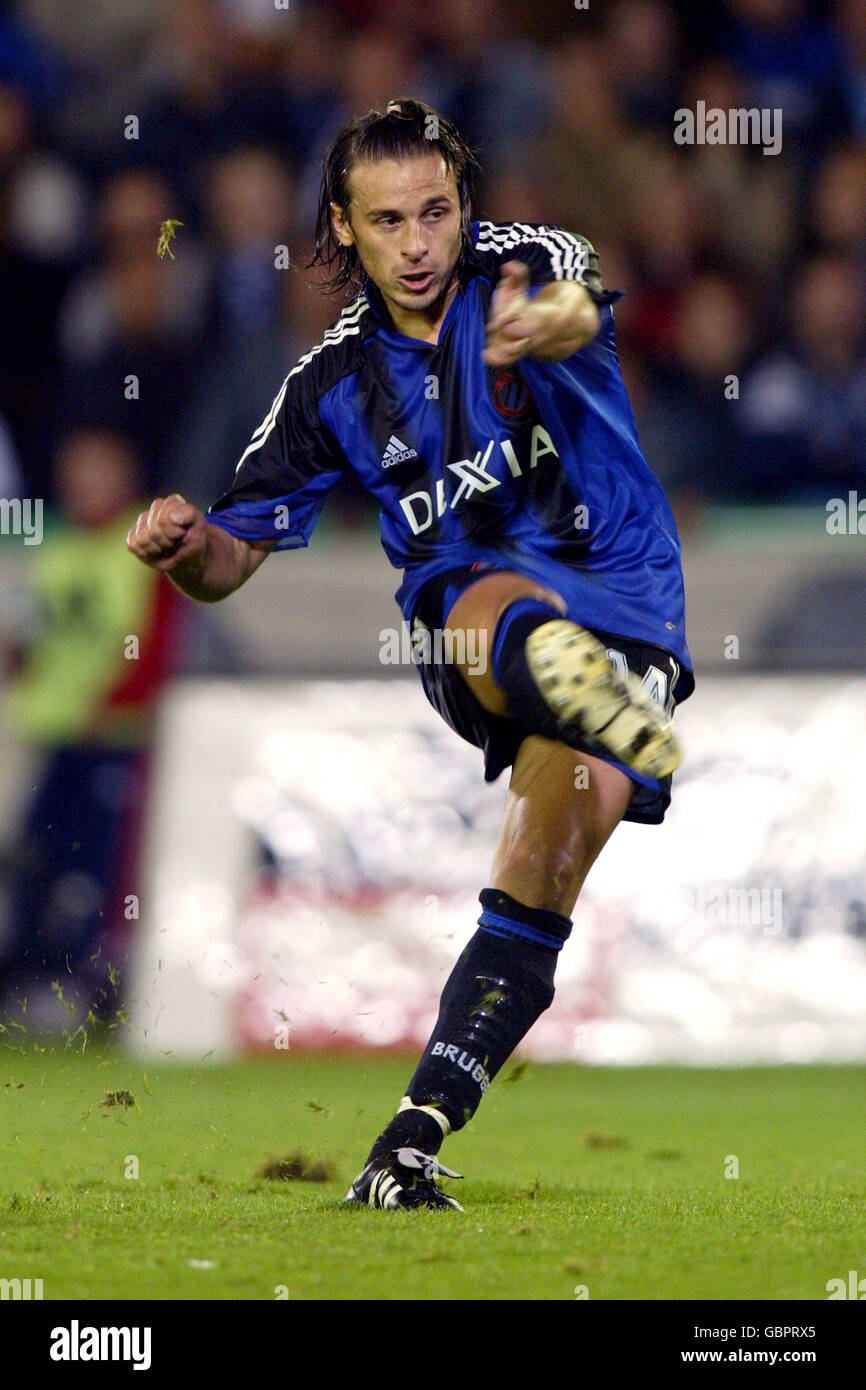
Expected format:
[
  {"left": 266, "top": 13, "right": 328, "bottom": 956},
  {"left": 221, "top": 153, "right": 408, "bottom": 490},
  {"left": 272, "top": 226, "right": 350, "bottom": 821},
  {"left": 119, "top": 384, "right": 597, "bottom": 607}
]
[
  {"left": 235, "top": 294, "right": 369, "bottom": 472},
  {"left": 245, "top": 296, "right": 367, "bottom": 447},
  {"left": 474, "top": 221, "right": 512, "bottom": 248},
  {"left": 476, "top": 219, "right": 579, "bottom": 252},
  {"left": 475, "top": 221, "right": 590, "bottom": 282},
  {"left": 475, "top": 220, "right": 580, "bottom": 279},
  {"left": 540, "top": 225, "right": 591, "bottom": 278}
]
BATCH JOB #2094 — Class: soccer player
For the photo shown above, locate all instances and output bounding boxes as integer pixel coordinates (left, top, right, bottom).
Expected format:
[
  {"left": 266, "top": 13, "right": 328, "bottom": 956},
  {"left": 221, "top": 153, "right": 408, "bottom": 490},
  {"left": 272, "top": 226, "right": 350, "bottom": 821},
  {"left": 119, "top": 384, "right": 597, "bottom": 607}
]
[{"left": 127, "top": 99, "right": 694, "bottom": 1211}]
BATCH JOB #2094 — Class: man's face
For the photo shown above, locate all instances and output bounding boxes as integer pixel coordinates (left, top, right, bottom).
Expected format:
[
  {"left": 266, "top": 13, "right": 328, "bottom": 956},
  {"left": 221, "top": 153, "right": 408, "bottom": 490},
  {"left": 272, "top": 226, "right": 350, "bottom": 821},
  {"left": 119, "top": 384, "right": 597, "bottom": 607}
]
[{"left": 331, "top": 154, "right": 463, "bottom": 323}]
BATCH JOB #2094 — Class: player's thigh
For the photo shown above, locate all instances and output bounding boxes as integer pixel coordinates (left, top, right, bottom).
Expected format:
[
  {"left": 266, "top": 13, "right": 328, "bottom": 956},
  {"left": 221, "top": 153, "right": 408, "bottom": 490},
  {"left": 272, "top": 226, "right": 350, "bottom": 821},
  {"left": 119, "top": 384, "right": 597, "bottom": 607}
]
[
  {"left": 444, "top": 571, "right": 567, "bottom": 716},
  {"left": 490, "top": 734, "right": 633, "bottom": 916}
]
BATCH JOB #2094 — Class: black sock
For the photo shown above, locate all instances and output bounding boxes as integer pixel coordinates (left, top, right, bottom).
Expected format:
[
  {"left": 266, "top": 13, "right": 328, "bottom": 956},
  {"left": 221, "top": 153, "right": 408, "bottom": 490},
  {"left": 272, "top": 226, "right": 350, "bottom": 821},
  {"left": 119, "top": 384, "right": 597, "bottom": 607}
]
[
  {"left": 366, "top": 889, "right": 572, "bottom": 1162},
  {"left": 365, "top": 1106, "right": 448, "bottom": 1165}
]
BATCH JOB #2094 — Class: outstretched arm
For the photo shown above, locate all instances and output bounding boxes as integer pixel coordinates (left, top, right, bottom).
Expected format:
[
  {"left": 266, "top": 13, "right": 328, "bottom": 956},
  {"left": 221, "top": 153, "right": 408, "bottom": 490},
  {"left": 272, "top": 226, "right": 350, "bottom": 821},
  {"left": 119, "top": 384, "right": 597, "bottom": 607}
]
[{"left": 126, "top": 494, "right": 275, "bottom": 602}]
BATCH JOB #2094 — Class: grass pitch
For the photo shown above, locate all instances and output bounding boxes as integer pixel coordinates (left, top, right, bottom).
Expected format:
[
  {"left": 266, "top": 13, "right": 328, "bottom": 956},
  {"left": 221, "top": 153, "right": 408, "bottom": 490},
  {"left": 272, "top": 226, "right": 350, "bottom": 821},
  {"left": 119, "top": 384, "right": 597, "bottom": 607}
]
[{"left": 0, "top": 1045, "right": 863, "bottom": 1301}]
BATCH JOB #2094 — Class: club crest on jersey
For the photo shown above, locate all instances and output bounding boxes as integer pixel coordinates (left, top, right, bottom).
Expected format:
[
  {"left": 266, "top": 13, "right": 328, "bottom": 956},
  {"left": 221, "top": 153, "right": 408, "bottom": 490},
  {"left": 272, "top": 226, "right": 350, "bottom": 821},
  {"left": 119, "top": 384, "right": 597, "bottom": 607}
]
[
  {"left": 380, "top": 434, "right": 418, "bottom": 468},
  {"left": 399, "top": 427, "right": 559, "bottom": 535},
  {"left": 491, "top": 369, "right": 532, "bottom": 420}
]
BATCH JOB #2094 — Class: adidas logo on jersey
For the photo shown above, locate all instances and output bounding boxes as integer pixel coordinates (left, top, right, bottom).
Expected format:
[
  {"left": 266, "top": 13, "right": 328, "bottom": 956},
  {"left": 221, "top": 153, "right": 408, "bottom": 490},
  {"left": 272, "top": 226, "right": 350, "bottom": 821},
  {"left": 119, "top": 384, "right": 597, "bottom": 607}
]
[{"left": 381, "top": 435, "right": 418, "bottom": 468}]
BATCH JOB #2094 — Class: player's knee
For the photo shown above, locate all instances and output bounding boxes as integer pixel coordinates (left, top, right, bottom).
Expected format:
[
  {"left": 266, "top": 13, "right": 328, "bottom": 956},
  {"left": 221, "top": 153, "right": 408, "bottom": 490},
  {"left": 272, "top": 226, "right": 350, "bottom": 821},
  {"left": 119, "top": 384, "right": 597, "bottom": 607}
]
[{"left": 493, "top": 583, "right": 566, "bottom": 625}]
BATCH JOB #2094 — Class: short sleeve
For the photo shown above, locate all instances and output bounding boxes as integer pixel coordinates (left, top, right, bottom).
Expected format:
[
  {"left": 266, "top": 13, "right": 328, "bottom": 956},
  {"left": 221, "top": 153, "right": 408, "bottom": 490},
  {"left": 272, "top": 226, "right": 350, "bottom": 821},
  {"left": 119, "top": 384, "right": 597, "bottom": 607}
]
[
  {"left": 472, "top": 220, "right": 623, "bottom": 306},
  {"left": 207, "top": 361, "right": 346, "bottom": 551}
]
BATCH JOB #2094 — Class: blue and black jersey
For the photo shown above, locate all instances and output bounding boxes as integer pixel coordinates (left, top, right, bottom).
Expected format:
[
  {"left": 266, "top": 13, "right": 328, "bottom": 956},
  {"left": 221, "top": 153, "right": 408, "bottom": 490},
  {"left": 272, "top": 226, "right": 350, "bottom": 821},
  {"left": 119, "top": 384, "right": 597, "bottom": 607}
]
[{"left": 207, "top": 220, "right": 694, "bottom": 703}]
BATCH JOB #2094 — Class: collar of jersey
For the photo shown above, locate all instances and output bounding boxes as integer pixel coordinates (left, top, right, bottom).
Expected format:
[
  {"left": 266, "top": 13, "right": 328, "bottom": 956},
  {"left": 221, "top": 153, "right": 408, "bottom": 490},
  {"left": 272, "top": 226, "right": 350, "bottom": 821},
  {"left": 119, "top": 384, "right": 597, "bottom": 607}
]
[{"left": 362, "top": 273, "right": 466, "bottom": 350}]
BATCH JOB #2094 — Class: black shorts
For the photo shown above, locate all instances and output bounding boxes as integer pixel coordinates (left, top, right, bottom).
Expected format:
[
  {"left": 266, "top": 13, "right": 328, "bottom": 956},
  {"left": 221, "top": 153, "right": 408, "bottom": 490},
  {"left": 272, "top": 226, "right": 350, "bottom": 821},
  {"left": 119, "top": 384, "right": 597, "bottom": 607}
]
[{"left": 410, "top": 563, "right": 680, "bottom": 825}]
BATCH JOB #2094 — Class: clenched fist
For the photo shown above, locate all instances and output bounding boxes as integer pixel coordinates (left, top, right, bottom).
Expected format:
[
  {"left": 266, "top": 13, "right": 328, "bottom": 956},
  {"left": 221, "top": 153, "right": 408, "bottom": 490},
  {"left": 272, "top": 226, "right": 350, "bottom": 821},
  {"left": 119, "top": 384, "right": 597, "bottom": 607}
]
[{"left": 126, "top": 494, "right": 208, "bottom": 573}]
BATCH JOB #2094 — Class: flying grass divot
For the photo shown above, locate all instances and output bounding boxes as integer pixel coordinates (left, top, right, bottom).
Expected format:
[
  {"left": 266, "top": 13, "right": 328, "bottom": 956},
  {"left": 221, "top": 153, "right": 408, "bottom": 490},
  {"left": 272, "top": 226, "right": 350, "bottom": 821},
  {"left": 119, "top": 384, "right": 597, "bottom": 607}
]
[{"left": 256, "top": 1153, "right": 338, "bottom": 1183}]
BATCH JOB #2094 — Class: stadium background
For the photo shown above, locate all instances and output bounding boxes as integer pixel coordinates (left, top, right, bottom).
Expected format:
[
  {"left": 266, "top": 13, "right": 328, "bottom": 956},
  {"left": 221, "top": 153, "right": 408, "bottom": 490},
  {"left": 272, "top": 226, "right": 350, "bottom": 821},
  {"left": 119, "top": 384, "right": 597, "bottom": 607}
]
[
  {"left": 1, "top": 0, "right": 866, "bottom": 1312},
  {"left": 0, "top": 0, "right": 865, "bottom": 1305}
]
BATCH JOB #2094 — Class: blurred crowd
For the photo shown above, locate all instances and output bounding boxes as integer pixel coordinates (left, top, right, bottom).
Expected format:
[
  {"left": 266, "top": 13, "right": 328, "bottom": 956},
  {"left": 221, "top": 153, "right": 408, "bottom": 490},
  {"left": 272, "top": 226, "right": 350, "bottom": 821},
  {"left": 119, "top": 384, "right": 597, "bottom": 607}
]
[{"left": 0, "top": 0, "right": 865, "bottom": 522}]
